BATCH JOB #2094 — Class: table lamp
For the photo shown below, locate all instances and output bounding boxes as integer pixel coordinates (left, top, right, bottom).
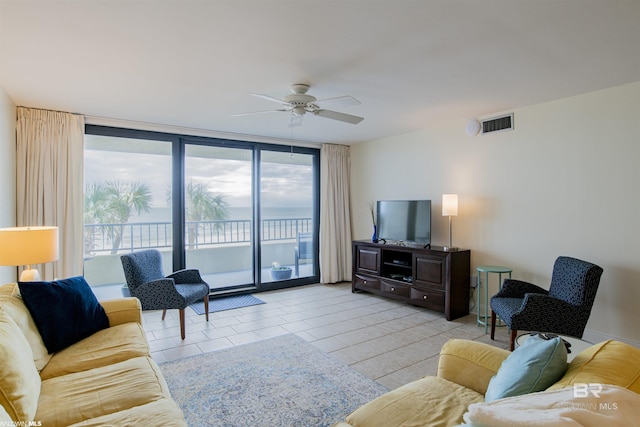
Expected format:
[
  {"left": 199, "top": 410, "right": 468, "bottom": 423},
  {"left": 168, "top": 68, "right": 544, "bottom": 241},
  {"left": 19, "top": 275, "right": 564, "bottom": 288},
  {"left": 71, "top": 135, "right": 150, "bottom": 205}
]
[
  {"left": 0, "top": 226, "right": 59, "bottom": 281},
  {"left": 442, "top": 194, "right": 458, "bottom": 252}
]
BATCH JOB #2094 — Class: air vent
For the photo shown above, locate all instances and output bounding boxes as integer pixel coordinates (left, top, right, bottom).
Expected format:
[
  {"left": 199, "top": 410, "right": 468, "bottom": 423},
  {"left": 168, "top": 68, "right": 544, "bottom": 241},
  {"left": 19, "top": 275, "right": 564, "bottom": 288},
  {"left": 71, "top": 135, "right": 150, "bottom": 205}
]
[{"left": 482, "top": 113, "right": 514, "bottom": 134}]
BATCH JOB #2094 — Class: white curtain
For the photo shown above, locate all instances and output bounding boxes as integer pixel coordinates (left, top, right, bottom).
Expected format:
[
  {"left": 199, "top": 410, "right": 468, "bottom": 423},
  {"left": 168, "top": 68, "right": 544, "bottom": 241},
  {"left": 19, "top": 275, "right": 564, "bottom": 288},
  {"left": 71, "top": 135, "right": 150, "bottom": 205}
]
[
  {"left": 16, "top": 107, "right": 84, "bottom": 280},
  {"left": 319, "top": 143, "right": 352, "bottom": 283}
]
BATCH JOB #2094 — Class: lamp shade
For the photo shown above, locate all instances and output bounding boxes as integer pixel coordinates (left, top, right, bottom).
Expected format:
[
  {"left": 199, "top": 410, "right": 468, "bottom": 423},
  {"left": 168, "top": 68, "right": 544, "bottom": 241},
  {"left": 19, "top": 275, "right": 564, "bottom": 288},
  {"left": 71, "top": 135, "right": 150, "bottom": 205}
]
[
  {"left": 0, "top": 226, "right": 59, "bottom": 266},
  {"left": 442, "top": 194, "right": 459, "bottom": 217}
]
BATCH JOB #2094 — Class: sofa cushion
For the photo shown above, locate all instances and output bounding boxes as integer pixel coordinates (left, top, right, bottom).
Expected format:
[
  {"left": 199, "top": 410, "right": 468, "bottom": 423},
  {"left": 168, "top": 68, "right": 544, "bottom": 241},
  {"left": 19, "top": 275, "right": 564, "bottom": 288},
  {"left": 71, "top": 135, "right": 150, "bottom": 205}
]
[
  {"left": 548, "top": 339, "right": 640, "bottom": 393},
  {"left": 39, "top": 322, "right": 150, "bottom": 380},
  {"left": 485, "top": 335, "right": 567, "bottom": 401},
  {"left": 36, "top": 356, "right": 172, "bottom": 427},
  {"left": 65, "top": 399, "right": 186, "bottom": 426},
  {"left": 438, "top": 338, "right": 511, "bottom": 395},
  {"left": 0, "top": 311, "right": 41, "bottom": 422},
  {"left": 345, "top": 376, "right": 484, "bottom": 427},
  {"left": 100, "top": 297, "right": 143, "bottom": 326},
  {"left": 0, "top": 283, "right": 51, "bottom": 370},
  {"left": 18, "top": 276, "right": 110, "bottom": 353}
]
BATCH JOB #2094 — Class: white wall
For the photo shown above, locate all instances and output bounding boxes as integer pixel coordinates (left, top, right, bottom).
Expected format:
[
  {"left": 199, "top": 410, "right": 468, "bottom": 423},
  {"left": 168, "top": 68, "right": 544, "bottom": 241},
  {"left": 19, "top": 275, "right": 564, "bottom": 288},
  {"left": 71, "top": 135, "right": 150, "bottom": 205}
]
[
  {"left": 351, "top": 82, "right": 640, "bottom": 345},
  {"left": 0, "top": 85, "right": 17, "bottom": 283}
]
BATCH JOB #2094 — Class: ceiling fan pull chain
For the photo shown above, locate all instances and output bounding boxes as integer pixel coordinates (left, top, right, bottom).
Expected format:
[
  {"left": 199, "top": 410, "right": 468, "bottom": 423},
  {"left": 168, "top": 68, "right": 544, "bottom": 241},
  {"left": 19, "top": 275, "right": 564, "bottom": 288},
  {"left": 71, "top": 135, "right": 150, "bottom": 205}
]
[{"left": 290, "top": 113, "right": 294, "bottom": 159}]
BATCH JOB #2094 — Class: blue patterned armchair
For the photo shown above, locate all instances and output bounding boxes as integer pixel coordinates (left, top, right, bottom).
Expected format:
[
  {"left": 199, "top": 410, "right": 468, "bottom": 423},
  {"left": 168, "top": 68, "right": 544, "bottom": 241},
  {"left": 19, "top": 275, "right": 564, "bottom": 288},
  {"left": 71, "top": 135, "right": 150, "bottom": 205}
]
[
  {"left": 120, "top": 249, "right": 210, "bottom": 339},
  {"left": 490, "top": 256, "right": 603, "bottom": 350}
]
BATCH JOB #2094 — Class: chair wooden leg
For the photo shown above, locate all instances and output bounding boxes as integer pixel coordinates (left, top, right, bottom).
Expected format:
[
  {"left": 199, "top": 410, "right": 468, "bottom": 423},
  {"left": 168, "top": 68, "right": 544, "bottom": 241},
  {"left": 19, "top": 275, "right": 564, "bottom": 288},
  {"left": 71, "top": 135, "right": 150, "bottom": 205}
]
[
  {"left": 179, "top": 309, "right": 186, "bottom": 340},
  {"left": 490, "top": 310, "right": 497, "bottom": 340},
  {"left": 204, "top": 294, "right": 209, "bottom": 322},
  {"left": 161, "top": 309, "right": 167, "bottom": 320},
  {"left": 510, "top": 329, "right": 518, "bottom": 351}
]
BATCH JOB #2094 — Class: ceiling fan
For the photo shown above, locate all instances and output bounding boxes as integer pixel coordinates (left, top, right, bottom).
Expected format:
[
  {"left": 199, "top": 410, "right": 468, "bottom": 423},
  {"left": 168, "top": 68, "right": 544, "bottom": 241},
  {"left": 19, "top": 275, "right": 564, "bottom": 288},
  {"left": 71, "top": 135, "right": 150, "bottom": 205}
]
[{"left": 233, "top": 84, "right": 364, "bottom": 125}]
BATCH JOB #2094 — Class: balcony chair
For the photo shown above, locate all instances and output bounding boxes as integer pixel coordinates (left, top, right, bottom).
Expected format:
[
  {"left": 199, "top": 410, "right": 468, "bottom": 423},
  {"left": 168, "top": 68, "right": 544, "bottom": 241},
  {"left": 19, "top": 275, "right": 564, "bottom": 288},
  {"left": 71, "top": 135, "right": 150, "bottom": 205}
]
[
  {"left": 490, "top": 256, "right": 603, "bottom": 351},
  {"left": 120, "top": 249, "right": 210, "bottom": 339},
  {"left": 294, "top": 232, "right": 313, "bottom": 277}
]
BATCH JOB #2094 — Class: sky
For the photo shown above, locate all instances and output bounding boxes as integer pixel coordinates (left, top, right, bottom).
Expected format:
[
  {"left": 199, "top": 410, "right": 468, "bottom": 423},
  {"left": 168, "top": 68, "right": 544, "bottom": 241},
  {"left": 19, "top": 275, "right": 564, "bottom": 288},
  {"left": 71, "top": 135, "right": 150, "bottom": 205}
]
[{"left": 84, "top": 134, "right": 314, "bottom": 212}]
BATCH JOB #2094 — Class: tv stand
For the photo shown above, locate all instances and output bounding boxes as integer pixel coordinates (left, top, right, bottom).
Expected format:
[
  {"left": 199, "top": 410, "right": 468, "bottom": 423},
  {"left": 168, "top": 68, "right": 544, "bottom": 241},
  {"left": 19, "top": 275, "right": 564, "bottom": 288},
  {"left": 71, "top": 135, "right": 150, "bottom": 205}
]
[{"left": 352, "top": 240, "right": 470, "bottom": 320}]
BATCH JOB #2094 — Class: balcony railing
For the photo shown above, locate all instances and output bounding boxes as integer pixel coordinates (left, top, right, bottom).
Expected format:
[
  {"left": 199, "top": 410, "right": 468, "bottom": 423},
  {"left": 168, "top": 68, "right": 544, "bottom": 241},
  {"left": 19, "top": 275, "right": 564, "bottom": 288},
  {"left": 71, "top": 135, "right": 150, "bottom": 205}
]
[{"left": 84, "top": 218, "right": 313, "bottom": 255}]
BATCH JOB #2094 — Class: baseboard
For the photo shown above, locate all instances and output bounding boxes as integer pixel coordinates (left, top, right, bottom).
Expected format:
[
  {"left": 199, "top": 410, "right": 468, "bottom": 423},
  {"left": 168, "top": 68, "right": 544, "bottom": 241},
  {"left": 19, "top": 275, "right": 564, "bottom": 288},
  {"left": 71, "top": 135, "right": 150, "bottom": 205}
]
[
  {"left": 582, "top": 328, "right": 640, "bottom": 348},
  {"left": 467, "top": 307, "right": 640, "bottom": 348}
]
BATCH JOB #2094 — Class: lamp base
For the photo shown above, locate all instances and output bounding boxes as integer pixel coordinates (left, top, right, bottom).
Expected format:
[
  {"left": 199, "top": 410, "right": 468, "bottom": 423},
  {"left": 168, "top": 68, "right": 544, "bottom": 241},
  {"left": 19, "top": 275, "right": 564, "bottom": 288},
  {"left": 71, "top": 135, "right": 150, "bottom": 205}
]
[
  {"left": 443, "top": 246, "right": 459, "bottom": 252},
  {"left": 19, "top": 269, "right": 41, "bottom": 282}
]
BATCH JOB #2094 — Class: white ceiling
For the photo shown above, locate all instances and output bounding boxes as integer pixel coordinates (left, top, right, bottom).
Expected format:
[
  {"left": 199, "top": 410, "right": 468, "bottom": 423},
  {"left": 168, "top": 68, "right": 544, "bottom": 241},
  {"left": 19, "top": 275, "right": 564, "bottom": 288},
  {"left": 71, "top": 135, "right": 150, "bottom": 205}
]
[{"left": 1, "top": 0, "right": 639, "bottom": 145}]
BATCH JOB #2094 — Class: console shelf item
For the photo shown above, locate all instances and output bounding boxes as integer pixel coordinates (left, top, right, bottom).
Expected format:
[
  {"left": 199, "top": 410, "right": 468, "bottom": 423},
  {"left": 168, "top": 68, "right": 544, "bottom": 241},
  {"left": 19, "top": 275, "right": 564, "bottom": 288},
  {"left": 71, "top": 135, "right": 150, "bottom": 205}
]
[{"left": 352, "top": 240, "right": 471, "bottom": 320}]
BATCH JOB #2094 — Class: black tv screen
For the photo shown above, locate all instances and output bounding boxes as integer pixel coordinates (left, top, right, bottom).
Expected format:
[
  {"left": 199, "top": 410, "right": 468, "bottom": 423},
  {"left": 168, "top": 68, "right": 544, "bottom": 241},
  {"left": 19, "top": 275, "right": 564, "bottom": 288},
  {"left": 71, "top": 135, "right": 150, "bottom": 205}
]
[{"left": 377, "top": 200, "right": 431, "bottom": 245}]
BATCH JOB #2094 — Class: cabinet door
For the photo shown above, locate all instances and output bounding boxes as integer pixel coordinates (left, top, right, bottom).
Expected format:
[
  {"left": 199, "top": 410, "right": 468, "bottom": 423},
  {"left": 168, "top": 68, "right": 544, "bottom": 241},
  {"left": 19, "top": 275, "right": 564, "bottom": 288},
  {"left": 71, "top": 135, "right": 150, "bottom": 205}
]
[
  {"left": 414, "top": 255, "right": 445, "bottom": 289},
  {"left": 357, "top": 247, "right": 381, "bottom": 275}
]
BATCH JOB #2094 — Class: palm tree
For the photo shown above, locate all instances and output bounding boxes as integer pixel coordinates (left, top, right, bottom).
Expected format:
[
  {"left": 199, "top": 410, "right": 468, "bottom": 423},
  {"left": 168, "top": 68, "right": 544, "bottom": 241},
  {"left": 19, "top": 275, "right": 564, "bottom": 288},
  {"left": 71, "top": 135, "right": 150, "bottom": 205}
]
[
  {"left": 103, "top": 181, "right": 153, "bottom": 253},
  {"left": 84, "top": 181, "right": 153, "bottom": 254},
  {"left": 184, "top": 182, "right": 229, "bottom": 248},
  {"left": 84, "top": 182, "right": 109, "bottom": 255}
]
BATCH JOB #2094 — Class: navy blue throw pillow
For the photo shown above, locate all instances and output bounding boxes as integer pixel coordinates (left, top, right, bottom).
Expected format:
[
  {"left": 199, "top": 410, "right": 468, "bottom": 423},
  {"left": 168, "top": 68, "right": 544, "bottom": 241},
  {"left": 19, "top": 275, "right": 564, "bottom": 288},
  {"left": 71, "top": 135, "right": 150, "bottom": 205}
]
[{"left": 18, "top": 276, "right": 110, "bottom": 353}]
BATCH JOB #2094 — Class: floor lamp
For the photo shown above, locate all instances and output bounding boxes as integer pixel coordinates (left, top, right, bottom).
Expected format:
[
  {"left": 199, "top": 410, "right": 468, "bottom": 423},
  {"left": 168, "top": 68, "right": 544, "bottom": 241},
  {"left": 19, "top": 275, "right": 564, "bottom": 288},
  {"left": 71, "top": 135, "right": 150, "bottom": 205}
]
[
  {"left": 442, "top": 194, "right": 458, "bottom": 252},
  {"left": 0, "top": 226, "right": 59, "bottom": 281}
]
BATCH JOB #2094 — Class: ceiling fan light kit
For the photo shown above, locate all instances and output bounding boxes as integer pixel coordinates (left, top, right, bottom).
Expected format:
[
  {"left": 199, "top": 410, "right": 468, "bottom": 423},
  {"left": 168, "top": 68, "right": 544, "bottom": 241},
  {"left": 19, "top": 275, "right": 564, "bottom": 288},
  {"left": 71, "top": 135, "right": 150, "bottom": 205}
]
[
  {"left": 292, "top": 105, "right": 307, "bottom": 117},
  {"left": 234, "top": 83, "right": 364, "bottom": 124}
]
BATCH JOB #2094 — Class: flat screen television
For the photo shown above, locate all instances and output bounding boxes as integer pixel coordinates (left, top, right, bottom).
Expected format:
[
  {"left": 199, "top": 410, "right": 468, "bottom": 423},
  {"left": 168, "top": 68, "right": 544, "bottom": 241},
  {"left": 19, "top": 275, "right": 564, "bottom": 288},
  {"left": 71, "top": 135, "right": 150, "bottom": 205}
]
[{"left": 376, "top": 200, "right": 431, "bottom": 245}]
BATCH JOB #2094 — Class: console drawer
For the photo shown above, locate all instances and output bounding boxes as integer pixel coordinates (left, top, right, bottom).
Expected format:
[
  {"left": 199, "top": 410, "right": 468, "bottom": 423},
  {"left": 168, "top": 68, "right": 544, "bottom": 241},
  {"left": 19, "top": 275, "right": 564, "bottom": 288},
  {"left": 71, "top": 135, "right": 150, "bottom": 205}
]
[
  {"left": 354, "top": 274, "right": 380, "bottom": 291},
  {"left": 410, "top": 287, "right": 445, "bottom": 310},
  {"left": 380, "top": 280, "right": 410, "bottom": 298}
]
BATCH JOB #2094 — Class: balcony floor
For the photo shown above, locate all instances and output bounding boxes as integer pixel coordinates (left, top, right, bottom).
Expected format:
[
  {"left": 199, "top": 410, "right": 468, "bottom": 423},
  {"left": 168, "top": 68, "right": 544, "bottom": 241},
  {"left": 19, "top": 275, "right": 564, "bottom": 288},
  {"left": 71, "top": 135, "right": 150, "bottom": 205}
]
[{"left": 91, "top": 264, "right": 314, "bottom": 300}]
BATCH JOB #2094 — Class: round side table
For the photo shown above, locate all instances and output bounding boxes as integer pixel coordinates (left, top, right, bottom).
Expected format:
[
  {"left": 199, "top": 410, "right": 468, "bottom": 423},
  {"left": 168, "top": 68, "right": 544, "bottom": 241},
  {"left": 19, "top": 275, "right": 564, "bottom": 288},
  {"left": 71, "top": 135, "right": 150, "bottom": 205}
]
[
  {"left": 476, "top": 265, "right": 512, "bottom": 333},
  {"left": 515, "top": 333, "right": 592, "bottom": 361}
]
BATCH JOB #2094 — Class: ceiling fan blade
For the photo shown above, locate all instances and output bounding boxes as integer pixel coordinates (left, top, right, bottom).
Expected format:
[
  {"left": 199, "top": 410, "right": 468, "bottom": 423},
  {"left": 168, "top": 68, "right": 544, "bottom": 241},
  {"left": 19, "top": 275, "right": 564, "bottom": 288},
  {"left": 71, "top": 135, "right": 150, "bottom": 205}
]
[
  {"left": 231, "top": 109, "right": 287, "bottom": 117},
  {"left": 250, "top": 93, "right": 289, "bottom": 105},
  {"left": 314, "top": 109, "right": 364, "bottom": 124},
  {"left": 314, "top": 95, "right": 361, "bottom": 109}
]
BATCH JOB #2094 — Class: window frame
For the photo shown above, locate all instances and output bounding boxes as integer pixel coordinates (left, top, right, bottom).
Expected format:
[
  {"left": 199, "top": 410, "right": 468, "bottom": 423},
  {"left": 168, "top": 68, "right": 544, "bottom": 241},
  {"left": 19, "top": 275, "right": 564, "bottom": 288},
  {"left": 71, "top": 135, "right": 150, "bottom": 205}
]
[{"left": 84, "top": 124, "right": 320, "bottom": 292}]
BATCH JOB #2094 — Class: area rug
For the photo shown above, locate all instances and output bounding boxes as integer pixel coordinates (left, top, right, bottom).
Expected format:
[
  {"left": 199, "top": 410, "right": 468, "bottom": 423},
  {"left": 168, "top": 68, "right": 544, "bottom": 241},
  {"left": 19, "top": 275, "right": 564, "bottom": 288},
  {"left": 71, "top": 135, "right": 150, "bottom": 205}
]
[
  {"left": 190, "top": 294, "right": 265, "bottom": 315},
  {"left": 160, "top": 334, "right": 388, "bottom": 427}
]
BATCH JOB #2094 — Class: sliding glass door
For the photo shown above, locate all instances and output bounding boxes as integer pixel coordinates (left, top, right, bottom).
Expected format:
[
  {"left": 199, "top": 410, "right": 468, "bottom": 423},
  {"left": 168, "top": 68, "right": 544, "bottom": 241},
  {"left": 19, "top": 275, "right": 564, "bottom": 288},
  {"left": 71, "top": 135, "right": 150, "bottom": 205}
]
[
  {"left": 83, "top": 133, "right": 173, "bottom": 287},
  {"left": 260, "top": 151, "right": 316, "bottom": 285},
  {"left": 184, "top": 144, "right": 254, "bottom": 291},
  {"left": 84, "top": 126, "right": 319, "bottom": 294}
]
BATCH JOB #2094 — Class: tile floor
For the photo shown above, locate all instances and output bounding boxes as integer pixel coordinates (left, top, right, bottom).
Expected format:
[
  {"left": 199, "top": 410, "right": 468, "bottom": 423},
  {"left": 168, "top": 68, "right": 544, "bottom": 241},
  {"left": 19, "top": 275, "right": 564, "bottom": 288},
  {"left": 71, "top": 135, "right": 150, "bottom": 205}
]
[{"left": 95, "top": 282, "right": 512, "bottom": 390}]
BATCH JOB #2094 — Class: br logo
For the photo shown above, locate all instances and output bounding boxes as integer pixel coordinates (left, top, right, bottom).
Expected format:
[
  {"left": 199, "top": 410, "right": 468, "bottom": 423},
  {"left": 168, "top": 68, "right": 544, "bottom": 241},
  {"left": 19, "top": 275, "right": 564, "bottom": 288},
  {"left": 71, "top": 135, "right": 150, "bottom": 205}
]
[{"left": 573, "top": 383, "right": 603, "bottom": 398}]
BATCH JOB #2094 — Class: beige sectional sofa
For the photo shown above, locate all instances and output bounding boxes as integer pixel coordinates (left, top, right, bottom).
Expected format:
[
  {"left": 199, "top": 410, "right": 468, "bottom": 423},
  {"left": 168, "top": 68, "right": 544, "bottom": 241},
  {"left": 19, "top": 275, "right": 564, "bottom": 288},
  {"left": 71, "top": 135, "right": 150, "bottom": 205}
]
[
  {"left": 335, "top": 338, "right": 640, "bottom": 427},
  {"left": 0, "top": 282, "right": 187, "bottom": 426}
]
